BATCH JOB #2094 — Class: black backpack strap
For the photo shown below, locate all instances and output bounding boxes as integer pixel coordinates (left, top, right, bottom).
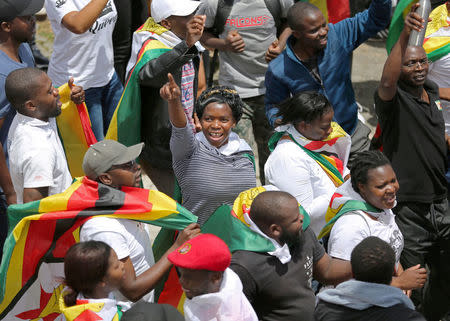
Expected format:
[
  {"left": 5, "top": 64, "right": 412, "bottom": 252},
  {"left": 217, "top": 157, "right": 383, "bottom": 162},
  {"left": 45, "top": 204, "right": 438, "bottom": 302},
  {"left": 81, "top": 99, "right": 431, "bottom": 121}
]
[
  {"left": 263, "top": 0, "right": 282, "bottom": 32},
  {"left": 211, "top": 0, "right": 234, "bottom": 36}
]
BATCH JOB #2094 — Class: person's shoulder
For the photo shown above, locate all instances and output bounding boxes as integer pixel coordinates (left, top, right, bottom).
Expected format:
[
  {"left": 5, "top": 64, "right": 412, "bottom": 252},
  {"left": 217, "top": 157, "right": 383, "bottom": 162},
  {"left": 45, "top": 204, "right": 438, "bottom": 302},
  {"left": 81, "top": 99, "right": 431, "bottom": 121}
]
[
  {"left": 424, "top": 78, "right": 439, "bottom": 94},
  {"left": 82, "top": 217, "right": 125, "bottom": 233},
  {"left": 231, "top": 250, "right": 268, "bottom": 268},
  {"left": 18, "top": 43, "right": 34, "bottom": 65}
]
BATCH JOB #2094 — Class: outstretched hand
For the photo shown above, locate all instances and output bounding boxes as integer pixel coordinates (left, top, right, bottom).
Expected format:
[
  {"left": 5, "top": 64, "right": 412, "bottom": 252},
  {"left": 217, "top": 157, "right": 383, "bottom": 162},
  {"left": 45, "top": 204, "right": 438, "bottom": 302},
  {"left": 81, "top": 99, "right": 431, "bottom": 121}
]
[
  {"left": 160, "top": 73, "right": 181, "bottom": 101},
  {"left": 68, "top": 77, "right": 85, "bottom": 105}
]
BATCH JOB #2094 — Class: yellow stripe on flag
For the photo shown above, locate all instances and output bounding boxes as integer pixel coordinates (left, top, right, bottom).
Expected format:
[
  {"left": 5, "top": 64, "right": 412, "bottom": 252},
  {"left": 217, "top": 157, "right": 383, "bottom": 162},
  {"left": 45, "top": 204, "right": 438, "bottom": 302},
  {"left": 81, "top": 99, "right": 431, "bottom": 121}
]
[
  {"left": 0, "top": 222, "right": 31, "bottom": 311},
  {"left": 38, "top": 179, "right": 83, "bottom": 213}
]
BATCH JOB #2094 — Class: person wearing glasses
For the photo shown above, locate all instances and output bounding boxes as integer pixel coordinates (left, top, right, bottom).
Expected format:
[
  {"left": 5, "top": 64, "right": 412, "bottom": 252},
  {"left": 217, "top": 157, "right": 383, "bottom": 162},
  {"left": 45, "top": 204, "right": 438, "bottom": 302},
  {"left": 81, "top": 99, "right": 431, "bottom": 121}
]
[
  {"left": 80, "top": 139, "right": 201, "bottom": 309},
  {"left": 374, "top": 5, "right": 450, "bottom": 320}
]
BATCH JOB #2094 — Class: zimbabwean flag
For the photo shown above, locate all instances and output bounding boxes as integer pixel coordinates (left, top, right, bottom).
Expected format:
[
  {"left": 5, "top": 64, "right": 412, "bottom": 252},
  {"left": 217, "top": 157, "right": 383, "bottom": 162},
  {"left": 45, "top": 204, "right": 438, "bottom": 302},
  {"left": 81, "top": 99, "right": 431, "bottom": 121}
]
[
  {"left": 154, "top": 186, "right": 311, "bottom": 313},
  {"left": 387, "top": 1, "right": 450, "bottom": 61},
  {"left": 0, "top": 177, "right": 197, "bottom": 320},
  {"left": 105, "top": 19, "right": 171, "bottom": 146},
  {"left": 303, "top": 0, "right": 350, "bottom": 24}
]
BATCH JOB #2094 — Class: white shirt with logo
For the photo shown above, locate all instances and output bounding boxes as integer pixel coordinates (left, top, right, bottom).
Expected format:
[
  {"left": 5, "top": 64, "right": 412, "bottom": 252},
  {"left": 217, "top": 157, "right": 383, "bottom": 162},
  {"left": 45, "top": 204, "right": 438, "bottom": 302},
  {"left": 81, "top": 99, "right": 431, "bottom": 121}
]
[
  {"left": 7, "top": 114, "right": 72, "bottom": 204},
  {"left": 45, "top": 0, "right": 117, "bottom": 88}
]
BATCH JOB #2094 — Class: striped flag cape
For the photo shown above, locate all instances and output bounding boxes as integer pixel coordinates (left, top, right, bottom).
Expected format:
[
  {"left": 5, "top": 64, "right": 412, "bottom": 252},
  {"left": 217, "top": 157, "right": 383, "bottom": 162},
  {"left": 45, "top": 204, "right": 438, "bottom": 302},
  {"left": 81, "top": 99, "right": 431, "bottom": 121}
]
[
  {"left": 105, "top": 19, "right": 171, "bottom": 146},
  {"left": 56, "top": 82, "right": 97, "bottom": 178},
  {"left": 268, "top": 122, "right": 351, "bottom": 187},
  {"left": 0, "top": 177, "right": 197, "bottom": 320},
  {"left": 386, "top": 1, "right": 450, "bottom": 62},
  {"left": 301, "top": 0, "right": 350, "bottom": 24},
  {"left": 154, "top": 186, "right": 310, "bottom": 313},
  {"left": 317, "top": 180, "right": 383, "bottom": 239}
]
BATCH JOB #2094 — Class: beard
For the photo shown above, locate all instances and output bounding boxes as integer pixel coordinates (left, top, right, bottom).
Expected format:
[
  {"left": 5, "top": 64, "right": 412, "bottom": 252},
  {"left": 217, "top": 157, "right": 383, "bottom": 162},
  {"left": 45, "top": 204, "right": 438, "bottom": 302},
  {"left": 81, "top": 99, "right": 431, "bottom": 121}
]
[{"left": 280, "top": 228, "right": 301, "bottom": 250}]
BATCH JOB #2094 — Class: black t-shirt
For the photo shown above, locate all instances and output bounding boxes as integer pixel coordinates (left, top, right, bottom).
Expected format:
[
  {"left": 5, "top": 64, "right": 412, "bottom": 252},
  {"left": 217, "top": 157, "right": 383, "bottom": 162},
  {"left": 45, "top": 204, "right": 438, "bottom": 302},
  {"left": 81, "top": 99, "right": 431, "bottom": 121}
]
[
  {"left": 374, "top": 80, "right": 447, "bottom": 203},
  {"left": 230, "top": 227, "right": 325, "bottom": 321}
]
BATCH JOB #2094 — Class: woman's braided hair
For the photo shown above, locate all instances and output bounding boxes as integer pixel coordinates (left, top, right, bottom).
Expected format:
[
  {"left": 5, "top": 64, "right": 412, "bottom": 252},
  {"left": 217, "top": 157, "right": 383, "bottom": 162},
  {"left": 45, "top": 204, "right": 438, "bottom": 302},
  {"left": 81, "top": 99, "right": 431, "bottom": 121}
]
[
  {"left": 350, "top": 150, "right": 391, "bottom": 193},
  {"left": 195, "top": 86, "right": 243, "bottom": 122}
]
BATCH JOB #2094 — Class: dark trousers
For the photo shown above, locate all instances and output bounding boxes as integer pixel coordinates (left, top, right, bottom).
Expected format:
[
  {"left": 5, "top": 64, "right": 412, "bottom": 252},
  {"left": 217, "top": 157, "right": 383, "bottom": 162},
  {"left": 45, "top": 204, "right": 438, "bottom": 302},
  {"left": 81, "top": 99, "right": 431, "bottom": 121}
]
[{"left": 394, "top": 199, "right": 450, "bottom": 321}]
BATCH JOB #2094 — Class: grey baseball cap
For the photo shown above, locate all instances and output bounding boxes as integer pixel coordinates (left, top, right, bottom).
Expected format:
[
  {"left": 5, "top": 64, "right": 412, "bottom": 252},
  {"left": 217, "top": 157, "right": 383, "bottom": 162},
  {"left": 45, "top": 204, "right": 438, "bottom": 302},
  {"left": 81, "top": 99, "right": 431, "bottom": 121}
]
[
  {"left": 0, "top": 0, "right": 44, "bottom": 21},
  {"left": 82, "top": 140, "right": 144, "bottom": 180}
]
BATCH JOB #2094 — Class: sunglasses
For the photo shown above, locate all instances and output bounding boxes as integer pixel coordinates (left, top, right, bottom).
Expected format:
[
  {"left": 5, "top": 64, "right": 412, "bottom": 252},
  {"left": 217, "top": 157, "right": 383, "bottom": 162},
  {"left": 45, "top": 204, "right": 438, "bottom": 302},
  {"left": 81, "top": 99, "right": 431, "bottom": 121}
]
[{"left": 108, "top": 160, "right": 137, "bottom": 172}]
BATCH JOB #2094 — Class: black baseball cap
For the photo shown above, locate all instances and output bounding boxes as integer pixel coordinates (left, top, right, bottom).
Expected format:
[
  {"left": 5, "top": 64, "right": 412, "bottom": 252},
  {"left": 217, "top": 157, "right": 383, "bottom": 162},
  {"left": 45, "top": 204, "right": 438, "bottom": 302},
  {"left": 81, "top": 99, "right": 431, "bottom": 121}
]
[{"left": 0, "top": 0, "right": 44, "bottom": 22}]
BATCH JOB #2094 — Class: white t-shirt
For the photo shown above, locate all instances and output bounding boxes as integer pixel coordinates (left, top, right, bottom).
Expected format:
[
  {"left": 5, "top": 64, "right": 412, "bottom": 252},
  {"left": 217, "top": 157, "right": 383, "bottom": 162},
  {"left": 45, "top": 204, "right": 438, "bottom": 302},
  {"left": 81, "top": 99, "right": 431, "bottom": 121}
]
[
  {"left": 80, "top": 217, "right": 155, "bottom": 307},
  {"left": 328, "top": 210, "right": 404, "bottom": 264},
  {"left": 45, "top": 0, "right": 117, "bottom": 88},
  {"left": 265, "top": 139, "right": 349, "bottom": 236},
  {"left": 7, "top": 114, "right": 72, "bottom": 204}
]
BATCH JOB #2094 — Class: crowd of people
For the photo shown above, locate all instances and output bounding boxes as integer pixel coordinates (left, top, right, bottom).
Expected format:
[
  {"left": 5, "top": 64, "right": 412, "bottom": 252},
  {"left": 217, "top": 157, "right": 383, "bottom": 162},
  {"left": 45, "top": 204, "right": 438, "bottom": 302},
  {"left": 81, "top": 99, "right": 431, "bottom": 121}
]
[{"left": 0, "top": 0, "right": 449, "bottom": 320}]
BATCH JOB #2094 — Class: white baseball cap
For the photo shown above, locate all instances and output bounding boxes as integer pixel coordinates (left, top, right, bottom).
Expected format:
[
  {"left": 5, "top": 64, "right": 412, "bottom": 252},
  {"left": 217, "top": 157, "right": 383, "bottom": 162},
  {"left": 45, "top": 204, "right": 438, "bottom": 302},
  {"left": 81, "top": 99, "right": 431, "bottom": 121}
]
[{"left": 151, "top": 0, "right": 200, "bottom": 23}]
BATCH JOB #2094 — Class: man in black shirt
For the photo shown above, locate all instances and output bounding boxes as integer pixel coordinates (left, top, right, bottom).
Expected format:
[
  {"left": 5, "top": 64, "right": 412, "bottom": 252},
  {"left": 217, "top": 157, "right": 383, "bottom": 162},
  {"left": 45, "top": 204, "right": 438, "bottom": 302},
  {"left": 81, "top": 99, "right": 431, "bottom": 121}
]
[
  {"left": 230, "top": 191, "right": 352, "bottom": 321},
  {"left": 374, "top": 5, "right": 450, "bottom": 320}
]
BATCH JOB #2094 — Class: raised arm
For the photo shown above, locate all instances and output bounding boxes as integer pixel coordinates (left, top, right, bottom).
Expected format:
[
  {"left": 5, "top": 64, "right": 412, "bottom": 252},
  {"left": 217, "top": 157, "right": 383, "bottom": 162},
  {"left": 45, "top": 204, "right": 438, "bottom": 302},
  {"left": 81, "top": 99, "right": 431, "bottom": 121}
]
[
  {"left": 138, "top": 15, "right": 205, "bottom": 87},
  {"left": 119, "top": 223, "right": 201, "bottom": 301},
  {"left": 378, "top": 4, "right": 425, "bottom": 101},
  {"left": 61, "top": 0, "right": 109, "bottom": 34},
  {"left": 160, "top": 73, "right": 186, "bottom": 128}
]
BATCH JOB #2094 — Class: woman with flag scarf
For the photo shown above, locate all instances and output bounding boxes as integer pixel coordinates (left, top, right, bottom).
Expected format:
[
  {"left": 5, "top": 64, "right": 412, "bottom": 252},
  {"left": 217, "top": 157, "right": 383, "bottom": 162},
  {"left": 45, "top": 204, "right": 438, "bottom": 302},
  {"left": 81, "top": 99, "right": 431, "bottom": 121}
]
[
  {"left": 161, "top": 74, "right": 256, "bottom": 225},
  {"left": 319, "top": 150, "right": 427, "bottom": 292},
  {"left": 264, "top": 91, "right": 351, "bottom": 236}
]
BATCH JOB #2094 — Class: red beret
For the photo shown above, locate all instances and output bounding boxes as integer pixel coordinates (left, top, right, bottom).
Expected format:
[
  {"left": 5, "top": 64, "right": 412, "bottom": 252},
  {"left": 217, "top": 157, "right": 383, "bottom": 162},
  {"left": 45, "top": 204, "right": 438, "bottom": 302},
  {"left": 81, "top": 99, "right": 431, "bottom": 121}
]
[{"left": 168, "top": 234, "right": 231, "bottom": 272}]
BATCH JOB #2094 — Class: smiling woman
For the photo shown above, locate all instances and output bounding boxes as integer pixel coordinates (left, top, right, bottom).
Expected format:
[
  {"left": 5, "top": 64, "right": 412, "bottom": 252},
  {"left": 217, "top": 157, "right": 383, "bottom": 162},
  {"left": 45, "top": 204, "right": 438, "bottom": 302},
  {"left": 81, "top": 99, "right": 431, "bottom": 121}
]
[{"left": 161, "top": 74, "right": 256, "bottom": 224}]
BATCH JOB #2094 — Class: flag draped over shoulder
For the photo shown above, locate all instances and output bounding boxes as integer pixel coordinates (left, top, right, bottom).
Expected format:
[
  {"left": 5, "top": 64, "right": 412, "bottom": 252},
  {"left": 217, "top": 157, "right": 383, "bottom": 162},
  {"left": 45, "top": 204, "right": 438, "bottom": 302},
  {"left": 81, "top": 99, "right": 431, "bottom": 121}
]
[
  {"left": 154, "top": 186, "right": 311, "bottom": 313},
  {"left": 0, "top": 177, "right": 197, "bottom": 321},
  {"left": 56, "top": 83, "right": 97, "bottom": 177},
  {"left": 317, "top": 180, "right": 383, "bottom": 239},
  {"left": 268, "top": 122, "right": 351, "bottom": 187},
  {"left": 302, "top": 0, "right": 351, "bottom": 24},
  {"left": 105, "top": 19, "right": 171, "bottom": 146},
  {"left": 387, "top": 1, "right": 450, "bottom": 62}
]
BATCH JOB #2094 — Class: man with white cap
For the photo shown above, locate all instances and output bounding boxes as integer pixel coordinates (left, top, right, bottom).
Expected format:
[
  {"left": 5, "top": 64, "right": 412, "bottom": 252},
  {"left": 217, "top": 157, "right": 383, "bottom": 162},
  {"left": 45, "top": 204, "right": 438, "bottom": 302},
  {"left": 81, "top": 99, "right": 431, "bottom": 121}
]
[
  {"left": 124, "top": 0, "right": 206, "bottom": 197},
  {"left": 80, "top": 139, "right": 201, "bottom": 309}
]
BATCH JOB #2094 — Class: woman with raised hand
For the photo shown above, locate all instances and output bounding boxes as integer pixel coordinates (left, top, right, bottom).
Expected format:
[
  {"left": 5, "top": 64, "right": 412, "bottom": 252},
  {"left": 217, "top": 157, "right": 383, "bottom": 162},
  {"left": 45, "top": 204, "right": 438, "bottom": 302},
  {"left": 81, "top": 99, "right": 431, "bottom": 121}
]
[
  {"left": 320, "top": 150, "right": 427, "bottom": 292},
  {"left": 160, "top": 73, "right": 256, "bottom": 225}
]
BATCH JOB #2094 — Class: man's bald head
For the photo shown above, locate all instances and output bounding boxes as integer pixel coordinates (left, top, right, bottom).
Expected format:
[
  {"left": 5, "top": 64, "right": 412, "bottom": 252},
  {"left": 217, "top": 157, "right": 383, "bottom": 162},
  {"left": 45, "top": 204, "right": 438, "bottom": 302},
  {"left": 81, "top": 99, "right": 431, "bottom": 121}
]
[
  {"left": 5, "top": 67, "right": 45, "bottom": 113},
  {"left": 287, "top": 1, "right": 322, "bottom": 31},
  {"left": 250, "top": 191, "right": 297, "bottom": 229}
]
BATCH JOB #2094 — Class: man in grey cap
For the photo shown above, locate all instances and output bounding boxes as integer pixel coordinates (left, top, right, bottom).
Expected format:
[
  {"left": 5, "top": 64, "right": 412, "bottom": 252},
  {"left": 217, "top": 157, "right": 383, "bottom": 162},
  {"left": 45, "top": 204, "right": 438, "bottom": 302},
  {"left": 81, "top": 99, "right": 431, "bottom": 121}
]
[{"left": 80, "top": 139, "right": 201, "bottom": 308}]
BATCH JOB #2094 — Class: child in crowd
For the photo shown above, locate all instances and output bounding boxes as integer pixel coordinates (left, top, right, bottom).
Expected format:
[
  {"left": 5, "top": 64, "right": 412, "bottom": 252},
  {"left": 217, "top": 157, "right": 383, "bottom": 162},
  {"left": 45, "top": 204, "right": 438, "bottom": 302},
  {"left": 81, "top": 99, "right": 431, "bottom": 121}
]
[{"left": 61, "top": 241, "right": 125, "bottom": 321}]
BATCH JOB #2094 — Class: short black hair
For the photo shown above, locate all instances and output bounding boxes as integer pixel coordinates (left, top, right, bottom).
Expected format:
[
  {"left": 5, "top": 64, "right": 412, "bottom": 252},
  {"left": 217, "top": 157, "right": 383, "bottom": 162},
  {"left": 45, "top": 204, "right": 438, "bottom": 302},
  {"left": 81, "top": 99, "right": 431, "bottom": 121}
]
[
  {"left": 276, "top": 91, "right": 332, "bottom": 125},
  {"left": 250, "top": 191, "right": 296, "bottom": 229},
  {"left": 5, "top": 67, "right": 45, "bottom": 113},
  {"left": 351, "top": 236, "right": 396, "bottom": 285},
  {"left": 195, "top": 86, "right": 243, "bottom": 122},
  {"left": 287, "top": 1, "right": 321, "bottom": 31},
  {"left": 64, "top": 241, "right": 112, "bottom": 306},
  {"left": 350, "top": 150, "right": 391, "bottom": 193}
]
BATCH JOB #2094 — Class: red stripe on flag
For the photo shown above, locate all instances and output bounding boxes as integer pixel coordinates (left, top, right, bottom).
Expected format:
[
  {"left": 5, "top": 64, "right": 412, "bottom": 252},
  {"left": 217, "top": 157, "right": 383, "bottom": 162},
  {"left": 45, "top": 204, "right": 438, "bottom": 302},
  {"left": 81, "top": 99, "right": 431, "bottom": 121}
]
[
  {"left": 329, "top": 155, "right": 344, "bottom": 175},
  {"left": 67, "top": 179, "right": 99, "bottom": 211},
  {"left": 125, "top": 38, "right": 154, "bottom": 87},
  {"left": 158, "top": 266, "right": 184, "bottom": 308},
  {"left": 327, "top": 0, "right": 350, "bottom": 24},
  {"left": 76, "top": 103, "right": 97, "bottom": 147},
  {"left": 329, "top": 193, "right": 343, "bottom": 207},
  {"left": 22, "top": 220, "right": 56, "bottom": 286},
  {"left": 304, "top": 137, "right": 339, "bottom": 150},
  {"left": 120, "top": 186, "right": 153, "bottom": 213},
  {"left": 52, "top": 218, "right": 90, "bottom": 258}
]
